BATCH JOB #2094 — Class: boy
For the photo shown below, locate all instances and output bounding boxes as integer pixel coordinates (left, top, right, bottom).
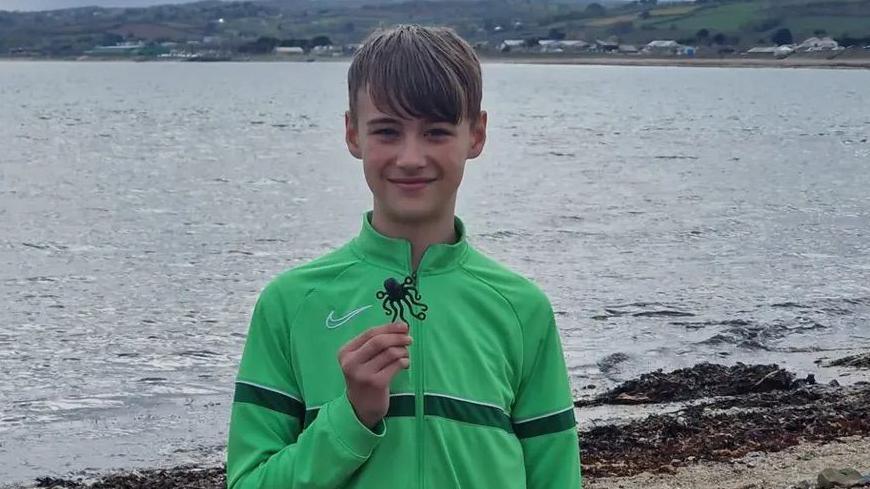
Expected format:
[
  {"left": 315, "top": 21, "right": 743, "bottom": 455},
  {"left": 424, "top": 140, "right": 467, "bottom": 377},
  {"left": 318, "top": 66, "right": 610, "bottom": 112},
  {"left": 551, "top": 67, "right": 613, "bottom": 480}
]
[{"left": 227, "top": 25, "right": 581, "bottom": 488}]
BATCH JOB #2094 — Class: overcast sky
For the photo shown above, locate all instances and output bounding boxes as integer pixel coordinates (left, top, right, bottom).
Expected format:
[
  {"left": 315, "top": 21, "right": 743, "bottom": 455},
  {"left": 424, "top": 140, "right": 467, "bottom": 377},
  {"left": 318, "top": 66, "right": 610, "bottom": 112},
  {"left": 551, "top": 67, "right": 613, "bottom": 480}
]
[{"left": 0, "top": 0, "right": 211, "bottom": 11}]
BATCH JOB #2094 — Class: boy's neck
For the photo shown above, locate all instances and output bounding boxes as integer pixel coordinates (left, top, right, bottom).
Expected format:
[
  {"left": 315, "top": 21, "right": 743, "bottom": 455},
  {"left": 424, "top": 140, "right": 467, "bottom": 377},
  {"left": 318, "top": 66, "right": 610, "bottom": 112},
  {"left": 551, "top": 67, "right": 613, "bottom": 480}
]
[{"left": 370, "top": 208, "right": 458, "bottom": 271}]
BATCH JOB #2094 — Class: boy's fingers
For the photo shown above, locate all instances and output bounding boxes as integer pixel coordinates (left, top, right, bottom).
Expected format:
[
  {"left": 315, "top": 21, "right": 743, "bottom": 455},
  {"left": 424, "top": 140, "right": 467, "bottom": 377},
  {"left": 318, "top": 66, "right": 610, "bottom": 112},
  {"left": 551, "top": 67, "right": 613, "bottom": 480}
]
[
  {"left": 373, "top": 358, "right": 410, "bottom": 384},
  {"left": 352, "top": 333, "right": 413, "bottom": 364},
  {"left": 342, "top": 322, "right": 408, "bottom": 353},
  {"left": 366, "top": 345, "right": 410, "bottom": 373}
]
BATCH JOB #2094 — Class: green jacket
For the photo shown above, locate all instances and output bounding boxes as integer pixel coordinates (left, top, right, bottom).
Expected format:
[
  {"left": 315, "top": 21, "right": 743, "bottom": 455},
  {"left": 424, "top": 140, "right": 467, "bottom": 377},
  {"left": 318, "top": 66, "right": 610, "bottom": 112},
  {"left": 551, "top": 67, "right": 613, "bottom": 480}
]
[{"left": 227, "top": 212, "right": 581, "bottom": 488}]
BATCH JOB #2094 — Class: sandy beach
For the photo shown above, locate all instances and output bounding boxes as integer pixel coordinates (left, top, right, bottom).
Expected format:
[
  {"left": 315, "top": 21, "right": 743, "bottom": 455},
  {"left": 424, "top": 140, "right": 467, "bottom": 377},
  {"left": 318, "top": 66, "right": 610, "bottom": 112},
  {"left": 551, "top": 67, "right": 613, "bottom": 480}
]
[
  {"left": 16, "top": 438, "right": 870, "bottom": 489},
  {"left": 587, "top": 436, "right": 870, "bottom": 489}
]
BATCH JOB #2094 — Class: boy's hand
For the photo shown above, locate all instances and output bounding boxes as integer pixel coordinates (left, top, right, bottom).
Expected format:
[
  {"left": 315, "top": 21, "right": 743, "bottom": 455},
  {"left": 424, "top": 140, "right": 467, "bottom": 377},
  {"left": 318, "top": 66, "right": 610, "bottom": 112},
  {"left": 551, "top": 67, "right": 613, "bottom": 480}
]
[{"left": 338, "top": 322, "right": 412, "bottom": 429}]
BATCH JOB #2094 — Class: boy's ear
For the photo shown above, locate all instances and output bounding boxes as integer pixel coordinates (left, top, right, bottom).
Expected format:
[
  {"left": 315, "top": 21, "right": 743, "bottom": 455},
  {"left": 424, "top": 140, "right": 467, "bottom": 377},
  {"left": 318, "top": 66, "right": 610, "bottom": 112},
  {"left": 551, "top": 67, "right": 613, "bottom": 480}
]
[
  {"left": 467, "top": 110, "right": 488, "bottom": 160},
  {"left": 345, "top": 111, "right": 362, "bottom": 160}
]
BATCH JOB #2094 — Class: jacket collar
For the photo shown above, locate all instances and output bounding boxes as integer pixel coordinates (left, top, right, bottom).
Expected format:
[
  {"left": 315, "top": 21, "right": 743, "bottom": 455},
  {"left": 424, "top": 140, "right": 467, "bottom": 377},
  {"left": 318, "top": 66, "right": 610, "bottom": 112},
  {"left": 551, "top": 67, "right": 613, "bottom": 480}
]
[{"left": 351, "top": 211, "right": 469, "bottom": 276}]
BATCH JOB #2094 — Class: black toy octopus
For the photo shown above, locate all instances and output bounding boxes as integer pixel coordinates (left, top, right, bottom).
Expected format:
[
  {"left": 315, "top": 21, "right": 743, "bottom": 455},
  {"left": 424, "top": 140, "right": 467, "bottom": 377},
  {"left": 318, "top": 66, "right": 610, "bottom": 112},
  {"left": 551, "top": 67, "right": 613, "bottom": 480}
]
[{"left": 377, "top": 274, "right": 428, "bottom": 324}]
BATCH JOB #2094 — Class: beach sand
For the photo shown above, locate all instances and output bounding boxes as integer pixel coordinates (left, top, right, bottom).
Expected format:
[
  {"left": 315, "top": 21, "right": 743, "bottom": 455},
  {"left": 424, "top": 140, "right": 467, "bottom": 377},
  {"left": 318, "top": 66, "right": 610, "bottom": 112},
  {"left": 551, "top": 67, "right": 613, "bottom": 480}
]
[
  {"left": 586, "top": 436, "right": 870, "bottom": 489},
  {"left": 16, "top": 437, "right": 870, "bottom": 489}
]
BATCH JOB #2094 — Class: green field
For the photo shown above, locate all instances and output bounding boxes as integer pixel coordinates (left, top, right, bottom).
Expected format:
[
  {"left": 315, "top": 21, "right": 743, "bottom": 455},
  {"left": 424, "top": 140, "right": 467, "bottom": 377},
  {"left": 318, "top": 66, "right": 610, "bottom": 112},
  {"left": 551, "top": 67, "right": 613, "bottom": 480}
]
[
  {"left": 2, "top": 0, "right": 870, "bottom": 56},
  {"left": 783, "top": 16, "right": 870, "bottom": 37},
  {"left": 641, "top": 3, "right": 766, "bottom": 31}
]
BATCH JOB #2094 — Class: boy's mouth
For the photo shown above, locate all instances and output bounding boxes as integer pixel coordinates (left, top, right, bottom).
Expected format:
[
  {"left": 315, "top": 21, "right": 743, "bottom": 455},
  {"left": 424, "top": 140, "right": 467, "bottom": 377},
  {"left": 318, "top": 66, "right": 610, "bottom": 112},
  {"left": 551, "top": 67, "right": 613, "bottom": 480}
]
[{"left": 388, "top": 177, "right": 436, "bottom": 191}]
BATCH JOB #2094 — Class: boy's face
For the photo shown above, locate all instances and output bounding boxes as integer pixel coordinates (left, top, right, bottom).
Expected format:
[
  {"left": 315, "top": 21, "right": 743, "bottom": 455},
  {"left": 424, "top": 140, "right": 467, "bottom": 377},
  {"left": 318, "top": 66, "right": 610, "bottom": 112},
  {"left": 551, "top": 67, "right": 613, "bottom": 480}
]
[{"left": 345, "top": 88, "right": 487, "bottom": 225}]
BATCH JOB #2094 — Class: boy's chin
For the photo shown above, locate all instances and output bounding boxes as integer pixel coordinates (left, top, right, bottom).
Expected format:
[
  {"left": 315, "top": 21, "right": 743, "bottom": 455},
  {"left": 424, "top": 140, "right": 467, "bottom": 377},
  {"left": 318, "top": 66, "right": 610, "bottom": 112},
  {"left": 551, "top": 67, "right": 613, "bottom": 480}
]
[{"left": 382, "top": 202, "right": 445, "bottom": 224}]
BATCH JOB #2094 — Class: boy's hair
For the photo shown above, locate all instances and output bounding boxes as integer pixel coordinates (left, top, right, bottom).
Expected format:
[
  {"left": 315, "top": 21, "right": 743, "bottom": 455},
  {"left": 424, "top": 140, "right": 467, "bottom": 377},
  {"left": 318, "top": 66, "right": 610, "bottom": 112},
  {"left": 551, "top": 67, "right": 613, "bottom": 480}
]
[{"left": 348, "top": 24, "right": 482, "bottom": 126}]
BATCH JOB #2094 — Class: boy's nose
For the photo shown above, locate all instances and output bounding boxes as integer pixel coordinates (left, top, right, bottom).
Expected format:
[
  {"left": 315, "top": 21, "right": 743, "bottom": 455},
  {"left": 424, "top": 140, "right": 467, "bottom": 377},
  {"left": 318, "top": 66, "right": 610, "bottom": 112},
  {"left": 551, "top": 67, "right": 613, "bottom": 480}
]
[{"left": 396, "top": 136, "right": 425, "bottom": 169}]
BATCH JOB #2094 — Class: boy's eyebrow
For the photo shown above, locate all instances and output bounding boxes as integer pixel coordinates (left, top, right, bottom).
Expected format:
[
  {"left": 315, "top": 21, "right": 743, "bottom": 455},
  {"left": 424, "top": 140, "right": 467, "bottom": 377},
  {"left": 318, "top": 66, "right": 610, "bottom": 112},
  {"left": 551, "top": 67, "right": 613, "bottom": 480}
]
[
  {"left": 365, "top": 116, "right": 456, "bottom": 126},
  {"left": 424, "top": 118, "right": 457, "bottom": 125},
  {"left": 366, "top": 116, "right": 402, "bottom": 126}
]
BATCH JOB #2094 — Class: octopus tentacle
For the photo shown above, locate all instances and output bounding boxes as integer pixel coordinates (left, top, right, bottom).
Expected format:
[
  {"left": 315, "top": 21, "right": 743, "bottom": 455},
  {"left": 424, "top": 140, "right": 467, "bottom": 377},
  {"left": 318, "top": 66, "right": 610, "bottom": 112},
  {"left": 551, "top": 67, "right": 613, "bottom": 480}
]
[
  {"left": 400, "top": 299, "right": 422, "bottom": 320},
  {"left": 404, "top": 286, "right": 421, "bottom": 301},
  {"left": 388, "top": 301, "right": 400, "bottom": 323},
  {"left": 396, "top": 301, "right": 407, "bottom": 324}
]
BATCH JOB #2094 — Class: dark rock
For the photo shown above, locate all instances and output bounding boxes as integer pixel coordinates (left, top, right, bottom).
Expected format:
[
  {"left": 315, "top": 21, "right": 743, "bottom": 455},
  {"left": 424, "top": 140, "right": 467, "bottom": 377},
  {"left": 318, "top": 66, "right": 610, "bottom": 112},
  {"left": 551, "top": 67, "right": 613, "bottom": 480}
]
[
  {"left": 597, "top": 352, "right": 630, "bottom": 375},
  {"left": 35, "top": 477, "right": 82, "bottom": 488},
  {"left": 577, "top": 362, "right": 798, "bottom": 406},
  {"left": 826, "top": 353, "right": 870, "bottom": 369},
  {"left": 817, "top": 468, "right": 862, "bottom": 488},
  {"left": 579, "top": 382, "right": 870, "bottom": 478},
  {"left": 34, "top": 466, "right": 226, "bottom": 489}
]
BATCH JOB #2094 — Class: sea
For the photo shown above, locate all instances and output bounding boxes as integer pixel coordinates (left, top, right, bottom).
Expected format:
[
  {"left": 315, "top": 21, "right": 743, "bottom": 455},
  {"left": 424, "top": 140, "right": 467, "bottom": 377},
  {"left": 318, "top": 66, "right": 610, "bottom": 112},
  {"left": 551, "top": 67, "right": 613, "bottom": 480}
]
[{"left": 1, "top": 60, "right": 869, "bottom": 482}]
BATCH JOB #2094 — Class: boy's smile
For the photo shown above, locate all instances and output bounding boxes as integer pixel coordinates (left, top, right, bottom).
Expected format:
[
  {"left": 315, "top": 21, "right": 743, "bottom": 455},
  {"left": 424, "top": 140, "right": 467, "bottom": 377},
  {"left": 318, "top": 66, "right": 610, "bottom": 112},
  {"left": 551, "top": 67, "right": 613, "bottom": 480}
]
[{"left": 345, "top": 89, "right": 487, "bottom": 226}]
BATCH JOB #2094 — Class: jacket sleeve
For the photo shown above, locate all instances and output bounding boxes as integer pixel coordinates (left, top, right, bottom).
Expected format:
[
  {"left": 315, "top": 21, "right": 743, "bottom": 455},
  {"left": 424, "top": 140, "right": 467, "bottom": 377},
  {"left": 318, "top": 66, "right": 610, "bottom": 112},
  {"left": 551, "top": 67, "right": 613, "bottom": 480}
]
[
  {"left": 511, "top": 299, "right": 582, "bottom": 489},
  {"left": 227, "top": 282, "right": 385, "bottom": 489}
]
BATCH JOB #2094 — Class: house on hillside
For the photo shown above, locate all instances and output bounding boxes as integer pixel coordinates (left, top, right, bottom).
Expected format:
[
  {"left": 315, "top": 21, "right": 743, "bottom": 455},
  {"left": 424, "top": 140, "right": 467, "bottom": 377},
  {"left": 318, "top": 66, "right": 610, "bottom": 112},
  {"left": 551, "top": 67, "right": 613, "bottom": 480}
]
[
  {"left": 796, "top": 36, "right": 840, "bottom": 51},
  {"left": 311, "top": 45, "right": 340, "bottom": 56},
  {"left": 538, "top": 39, "right": 563, "bottom": 53},
  {"left": 560, "top": 40, "right": 591, "bottom": 51},
  {"left": 746, "top": 46, "right": 778, "bottom": 55},
  {"left": 86, "top": 42, "right": 145, "bottom": 56},
  {"left": 745, "top": 45, "right": 793, "bottom": 59},
  {"left": 595, "top": 39, "right": 620, "bottom": 52},
  {"left": 643, "top": 40, "right": 681, "bottom": 55},
  {"left": 774, "top": 45, "right": 795, "bottom": 58},
  {"left": 537, "top": 40, "right": 594, "bottom": 53},
  {"left": 498, "top": 40, "right": 527, "bottom": 52},
  {"left": 274, "top": 46, "right": 304, "bottom": 55}
]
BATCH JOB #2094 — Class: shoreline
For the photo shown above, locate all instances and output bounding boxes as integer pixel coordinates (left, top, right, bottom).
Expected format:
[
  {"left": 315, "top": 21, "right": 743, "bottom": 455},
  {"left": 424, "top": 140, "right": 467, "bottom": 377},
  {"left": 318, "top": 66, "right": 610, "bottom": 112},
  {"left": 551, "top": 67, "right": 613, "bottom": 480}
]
[
  {"left": 3, "top": 54, "right": 870, "bottom": 70},
  {"left": 10, "top": 437, "right": 870, "bottom": 489},
  {"left": 483, "top": 54, "right": 870, "bottom": 70},
  {"left": 10, "top": 356, "right": 870, "bottom": 489}
]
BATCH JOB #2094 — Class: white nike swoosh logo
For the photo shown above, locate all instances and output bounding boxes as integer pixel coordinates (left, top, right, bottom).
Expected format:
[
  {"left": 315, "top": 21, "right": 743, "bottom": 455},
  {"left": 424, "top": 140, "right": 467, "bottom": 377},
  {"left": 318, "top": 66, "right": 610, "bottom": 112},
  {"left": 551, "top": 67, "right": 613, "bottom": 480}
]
[{"left": 326, "top": 305, "right": 372, "bottom": 329}]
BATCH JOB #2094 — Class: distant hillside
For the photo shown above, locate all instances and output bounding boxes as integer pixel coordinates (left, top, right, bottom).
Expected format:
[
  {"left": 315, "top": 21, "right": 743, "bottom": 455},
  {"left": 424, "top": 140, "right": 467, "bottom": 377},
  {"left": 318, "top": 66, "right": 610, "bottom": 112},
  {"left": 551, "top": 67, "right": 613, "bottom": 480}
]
[
  {"left": 0, "top": 0, "right": 209, "bottom": 12},
  {"left": 1, "top": 0, "right": 869, "bottom": 56},
  {"left": 564, "top": 0, "right": 870, "bottom": 47}
]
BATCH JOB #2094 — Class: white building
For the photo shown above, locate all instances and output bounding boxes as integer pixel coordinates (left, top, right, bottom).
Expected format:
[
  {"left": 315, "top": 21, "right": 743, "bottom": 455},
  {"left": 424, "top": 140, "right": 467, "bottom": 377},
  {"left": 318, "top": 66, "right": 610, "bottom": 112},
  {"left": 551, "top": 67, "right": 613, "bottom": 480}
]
[
  {"left": 746, "top": 46, "right": 778, "bottom": 54},
  {"left": 595, "top": 39, "right": 620, "bottom": 52},
  {"left": 774, "top": 45, "right": 795, "bottom": 58},
  {"left": 498, "top": 40, "right": 527, "bottom": 52},
  {"left": 797, "top": 37, "right": 840, "bottom": 51},
  {"left": 274, "top": 46, "right": 304, "bottom": 55},
  {"left": 559, "top": 40, "right": 591, "bottom": 51},
  {"left": 644, "top": 40, "right": 680, "bottom": 54},
  {"left": 311, "top": 45, "right": 339, "bottom": 56}
]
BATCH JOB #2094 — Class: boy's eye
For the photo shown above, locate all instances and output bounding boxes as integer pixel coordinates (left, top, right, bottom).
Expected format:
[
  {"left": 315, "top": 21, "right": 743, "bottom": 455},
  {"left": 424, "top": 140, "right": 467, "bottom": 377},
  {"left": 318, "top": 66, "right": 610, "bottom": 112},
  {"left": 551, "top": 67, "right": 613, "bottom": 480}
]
[
  {"left": 372, "top": 128, "right": 399, "bottom": 137},
  {"left": 426, "top": 128, "right": 452, "bottom": 137}
]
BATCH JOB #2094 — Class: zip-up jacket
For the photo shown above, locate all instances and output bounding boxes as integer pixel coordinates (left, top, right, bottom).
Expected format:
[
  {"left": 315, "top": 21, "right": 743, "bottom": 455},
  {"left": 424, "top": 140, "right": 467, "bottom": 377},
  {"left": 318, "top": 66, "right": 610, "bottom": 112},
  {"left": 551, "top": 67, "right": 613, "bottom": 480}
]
[{"left": 227, "top": 212, "right": 581, "bottom": 488}]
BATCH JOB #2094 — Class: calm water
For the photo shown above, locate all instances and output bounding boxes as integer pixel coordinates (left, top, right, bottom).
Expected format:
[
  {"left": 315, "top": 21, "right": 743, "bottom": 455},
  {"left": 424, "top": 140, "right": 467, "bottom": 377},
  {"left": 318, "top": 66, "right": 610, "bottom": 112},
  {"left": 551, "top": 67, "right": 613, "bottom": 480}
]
[{"left": 1, "top": 61, "right": 869, "bottom": 482}]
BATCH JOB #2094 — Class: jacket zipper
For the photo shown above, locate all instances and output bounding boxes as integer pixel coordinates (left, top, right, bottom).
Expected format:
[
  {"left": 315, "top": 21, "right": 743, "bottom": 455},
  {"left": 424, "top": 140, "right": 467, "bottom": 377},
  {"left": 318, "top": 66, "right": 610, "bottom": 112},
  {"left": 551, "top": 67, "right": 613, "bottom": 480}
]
[{"left": 411, "top": 271, "right": 425, "bottom": 489}]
